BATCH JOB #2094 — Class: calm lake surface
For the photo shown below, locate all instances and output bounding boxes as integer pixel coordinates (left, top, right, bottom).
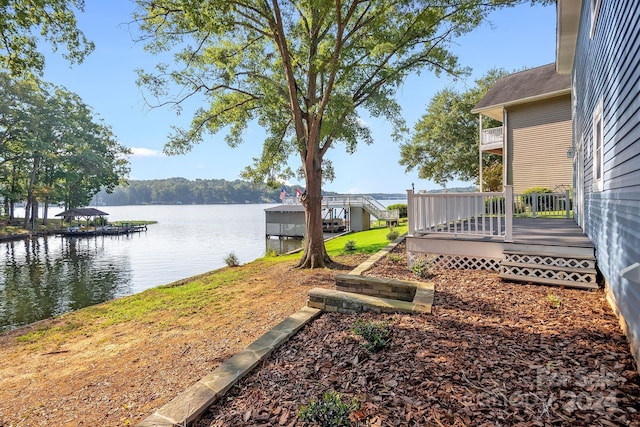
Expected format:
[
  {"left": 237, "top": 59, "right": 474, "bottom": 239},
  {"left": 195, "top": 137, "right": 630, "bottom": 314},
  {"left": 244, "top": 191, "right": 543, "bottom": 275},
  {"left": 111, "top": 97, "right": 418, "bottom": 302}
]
[{"left": 0, "top": 204, "right": 277, "bottom": 330}]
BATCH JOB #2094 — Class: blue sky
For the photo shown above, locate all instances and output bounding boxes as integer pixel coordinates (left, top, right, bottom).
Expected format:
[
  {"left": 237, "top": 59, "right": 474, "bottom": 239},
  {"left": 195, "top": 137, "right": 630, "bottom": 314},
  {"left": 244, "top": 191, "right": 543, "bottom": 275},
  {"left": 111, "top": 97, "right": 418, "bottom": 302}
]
[{"left": 42, "top": 1, "right": 557, "bottom": 194}]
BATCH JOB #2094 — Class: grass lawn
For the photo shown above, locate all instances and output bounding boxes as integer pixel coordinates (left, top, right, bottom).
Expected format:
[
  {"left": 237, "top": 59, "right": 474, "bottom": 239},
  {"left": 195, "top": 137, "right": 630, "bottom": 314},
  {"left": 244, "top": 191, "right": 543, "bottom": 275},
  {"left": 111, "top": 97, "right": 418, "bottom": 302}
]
[{"left": 325, "top": 224, "right": 407, "bottom": 255}]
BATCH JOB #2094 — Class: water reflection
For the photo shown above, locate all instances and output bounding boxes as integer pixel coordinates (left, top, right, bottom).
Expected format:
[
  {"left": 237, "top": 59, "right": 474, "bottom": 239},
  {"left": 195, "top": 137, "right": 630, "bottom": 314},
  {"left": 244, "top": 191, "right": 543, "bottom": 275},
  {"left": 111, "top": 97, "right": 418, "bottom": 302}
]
[{"left": 0, "top": 236, "right": 132, "bottom": 331}]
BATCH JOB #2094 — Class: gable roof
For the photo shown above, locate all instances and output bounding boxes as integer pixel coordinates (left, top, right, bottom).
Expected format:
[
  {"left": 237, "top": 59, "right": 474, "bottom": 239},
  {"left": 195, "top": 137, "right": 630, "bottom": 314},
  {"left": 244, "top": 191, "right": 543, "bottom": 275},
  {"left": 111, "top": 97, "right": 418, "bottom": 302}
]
[
  {"left": 471, "top": 63, "right": 571, "bottom": 121},
  {"left": 55, "top": 208, "right": 109, "bottom": 217}
]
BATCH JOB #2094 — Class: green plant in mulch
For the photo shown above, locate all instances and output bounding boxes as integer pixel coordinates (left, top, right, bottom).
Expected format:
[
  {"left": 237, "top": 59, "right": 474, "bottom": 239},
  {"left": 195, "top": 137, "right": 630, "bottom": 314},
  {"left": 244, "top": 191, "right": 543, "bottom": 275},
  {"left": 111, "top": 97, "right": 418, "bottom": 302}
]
[
  {"left": 224, "top": 252, "right": 240, "bottom": 267},
  {"left": 387, "top": 253, "right": 404, "bottom": 264},
  {"left": 351, "top": 319, "right": 392, "bottom": 352},
  {"left": 410, "top": 255, "right": 434, "bottom": 279},
  {"left": 548, "top": 294, "right": 562, "bottom": 308},
  {"left": 298, "top": 391, "right": 360, "bottom": 427}
]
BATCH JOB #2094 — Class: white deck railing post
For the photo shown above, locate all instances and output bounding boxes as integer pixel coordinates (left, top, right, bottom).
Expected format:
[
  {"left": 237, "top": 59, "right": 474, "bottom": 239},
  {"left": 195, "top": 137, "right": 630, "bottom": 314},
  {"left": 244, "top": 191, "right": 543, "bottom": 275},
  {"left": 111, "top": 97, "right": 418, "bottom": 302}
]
[
  {"left": 504, "top": 185, "right": 513, "bottom": 242},
  {"left": 407, "top": 189, "right": 415, "bottom": 236},
  {"left": 565, "top": 189, "right": 571, "bottom": 219}
]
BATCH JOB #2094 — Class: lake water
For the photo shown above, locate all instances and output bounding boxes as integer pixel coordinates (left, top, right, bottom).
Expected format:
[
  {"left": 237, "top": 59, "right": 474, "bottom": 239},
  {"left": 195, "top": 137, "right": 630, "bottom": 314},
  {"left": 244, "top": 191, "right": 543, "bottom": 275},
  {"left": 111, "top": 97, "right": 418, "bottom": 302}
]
[
  {"left": 0, "top": 201, "right": 406, "bottom": 330},
  {"left": 0, "top": 204, "right": 277, "bottom": 330}
]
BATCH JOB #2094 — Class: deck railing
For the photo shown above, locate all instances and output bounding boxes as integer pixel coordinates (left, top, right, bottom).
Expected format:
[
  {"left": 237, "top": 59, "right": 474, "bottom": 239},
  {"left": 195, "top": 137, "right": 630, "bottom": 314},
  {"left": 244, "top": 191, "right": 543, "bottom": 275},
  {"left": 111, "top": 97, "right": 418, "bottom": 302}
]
[
  {"left": 480, "top": 126, "right": 503, "bottom": 148},
  {"left": 408, "top": 186, "right": 513, "bottom": 242},
  {"left": 282, "top": 194, "right": 399, "bottom": 221},
  {"left": 407, "top": 187, "right": 573, "bottom": 242},
  {"left": 513, "top": 190, "right": 572, "bottom": 218}
]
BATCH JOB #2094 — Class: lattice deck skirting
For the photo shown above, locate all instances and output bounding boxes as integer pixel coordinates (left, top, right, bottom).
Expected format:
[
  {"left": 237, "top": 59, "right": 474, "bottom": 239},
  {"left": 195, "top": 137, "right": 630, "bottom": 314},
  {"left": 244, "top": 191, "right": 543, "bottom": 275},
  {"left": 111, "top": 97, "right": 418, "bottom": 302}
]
[
  {"left": 503, "top": 252, "right": 596, "bottom": 270},
  {"left": 408, "top": 249, "right": 598, "bottom": 289},
  {"left": 500, "top": 264, "right": 596, "bottom": 283},
  {"left": 408, "top": 252, "right": 501, "bottom": 272}
]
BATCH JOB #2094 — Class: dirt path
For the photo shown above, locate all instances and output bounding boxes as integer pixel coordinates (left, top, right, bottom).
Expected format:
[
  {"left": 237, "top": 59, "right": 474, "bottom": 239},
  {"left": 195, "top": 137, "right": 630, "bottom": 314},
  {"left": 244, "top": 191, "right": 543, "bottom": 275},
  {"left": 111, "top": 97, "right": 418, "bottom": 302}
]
[{"left": 0, "top": 255, "right": 365, "bottom": 426}]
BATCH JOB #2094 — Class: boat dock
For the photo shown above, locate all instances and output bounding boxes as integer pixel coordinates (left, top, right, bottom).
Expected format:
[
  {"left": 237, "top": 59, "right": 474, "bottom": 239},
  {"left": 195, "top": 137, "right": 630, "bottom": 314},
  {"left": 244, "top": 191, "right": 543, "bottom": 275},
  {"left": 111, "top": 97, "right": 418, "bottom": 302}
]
[
  {"left": 265, "top": 195, "right": 400, "bottom": 239},
  {"left": 57, "top": 224, "right": 147, "bottom": 237}
]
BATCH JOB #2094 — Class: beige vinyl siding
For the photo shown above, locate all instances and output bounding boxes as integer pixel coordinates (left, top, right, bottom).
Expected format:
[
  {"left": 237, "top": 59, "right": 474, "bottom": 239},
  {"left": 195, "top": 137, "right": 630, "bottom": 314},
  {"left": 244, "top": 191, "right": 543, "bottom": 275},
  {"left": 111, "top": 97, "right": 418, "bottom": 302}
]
[{"left": 506, "top": 95, "right": 573, "bottom": 194}]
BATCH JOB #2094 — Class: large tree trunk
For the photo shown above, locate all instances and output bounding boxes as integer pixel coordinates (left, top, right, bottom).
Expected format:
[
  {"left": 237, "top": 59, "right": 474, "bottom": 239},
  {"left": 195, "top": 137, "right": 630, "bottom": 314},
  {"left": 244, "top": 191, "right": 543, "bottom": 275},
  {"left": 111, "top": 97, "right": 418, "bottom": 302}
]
[{"left": 296, "top": 153, "right": 330, "bottom": 269}]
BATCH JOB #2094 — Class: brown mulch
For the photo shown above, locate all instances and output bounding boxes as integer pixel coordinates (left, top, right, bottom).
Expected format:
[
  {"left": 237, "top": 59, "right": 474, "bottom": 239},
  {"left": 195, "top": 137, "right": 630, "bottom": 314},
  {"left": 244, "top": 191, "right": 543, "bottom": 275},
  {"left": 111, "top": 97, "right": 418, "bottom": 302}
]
[{"left": 198, "top": 243, "right": 640, "bottom": 426}]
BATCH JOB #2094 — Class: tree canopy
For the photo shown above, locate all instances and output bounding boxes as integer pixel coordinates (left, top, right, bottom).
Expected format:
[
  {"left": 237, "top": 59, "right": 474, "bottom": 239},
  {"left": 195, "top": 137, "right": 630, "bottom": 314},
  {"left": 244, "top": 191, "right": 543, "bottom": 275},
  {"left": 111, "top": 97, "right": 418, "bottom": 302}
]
[
  {"left": 0, "top": 73, "right": 131, "bottom": 227},
  {"left": 134, "top": 0, "right": 538, "bottom": 268},
  {"left": 0, "top": 0, "right": 94, "bottom": 76},
  {"left": 400, "top": 68, "right": 507, "bottom": 189}
]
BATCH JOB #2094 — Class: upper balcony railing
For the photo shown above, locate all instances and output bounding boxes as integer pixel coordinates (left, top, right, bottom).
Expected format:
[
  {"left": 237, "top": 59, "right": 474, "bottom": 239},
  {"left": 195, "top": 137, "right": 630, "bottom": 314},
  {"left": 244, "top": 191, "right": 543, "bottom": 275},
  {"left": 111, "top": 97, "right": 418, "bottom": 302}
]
[{"left": 480, "top": 126, "right": 503, "bottom": 149}]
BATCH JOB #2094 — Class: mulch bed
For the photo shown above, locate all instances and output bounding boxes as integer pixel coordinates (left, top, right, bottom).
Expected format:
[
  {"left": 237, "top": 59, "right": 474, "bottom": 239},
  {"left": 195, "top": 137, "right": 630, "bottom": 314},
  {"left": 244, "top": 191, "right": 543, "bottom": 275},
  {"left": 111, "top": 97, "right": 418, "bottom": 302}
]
[{"left": 197, "top": 243, "right": 640, "bottom": 426}]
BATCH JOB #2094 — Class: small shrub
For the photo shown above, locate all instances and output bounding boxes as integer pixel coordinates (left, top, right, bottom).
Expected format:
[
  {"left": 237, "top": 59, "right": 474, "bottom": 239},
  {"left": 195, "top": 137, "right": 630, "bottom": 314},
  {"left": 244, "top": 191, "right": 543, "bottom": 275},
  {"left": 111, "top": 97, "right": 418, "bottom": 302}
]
[
  {"left": 548, "top": 294, "right": 561, "bottom": 308},
  {"left": 387, "top": 253, "right": 404, "bottom": 264},
  {"left": 343, "top": 240, "right": 357, "bottom": 253},
  {"left": 224, "top": 252, "right": 240, "bottom": 267},
  {"left": 352, "top": 319, "right": 392, "bottom": 352},
  {"left": 411, "top": 256, "right": 434, "bottom": 279},
  {"left": 386, "top": 227, "right": 399, "bottom": 241},
  {"left": 264, "top": 248, "right": 278, "bottom": 257},
  {"left": 298, "top": 391, "right": 359, "bottom": 427}
]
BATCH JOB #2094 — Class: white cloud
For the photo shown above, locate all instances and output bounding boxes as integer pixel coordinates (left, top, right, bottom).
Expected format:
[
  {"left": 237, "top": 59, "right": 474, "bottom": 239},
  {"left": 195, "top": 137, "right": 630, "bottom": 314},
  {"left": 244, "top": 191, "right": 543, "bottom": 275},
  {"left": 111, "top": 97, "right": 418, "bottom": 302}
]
[{"left": 130, "top": 147, "right": 164, "bottom": 157}]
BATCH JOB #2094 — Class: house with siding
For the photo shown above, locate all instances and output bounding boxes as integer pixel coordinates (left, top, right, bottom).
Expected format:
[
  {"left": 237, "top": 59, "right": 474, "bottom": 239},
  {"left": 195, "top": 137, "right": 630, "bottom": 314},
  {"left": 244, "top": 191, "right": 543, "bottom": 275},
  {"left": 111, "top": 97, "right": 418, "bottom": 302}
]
[
  {"left": 472, "top": 64, "right": 573, "bottom": 194},
  {"left": 557, "top": 0, "right": 640, "bottom": 366}
]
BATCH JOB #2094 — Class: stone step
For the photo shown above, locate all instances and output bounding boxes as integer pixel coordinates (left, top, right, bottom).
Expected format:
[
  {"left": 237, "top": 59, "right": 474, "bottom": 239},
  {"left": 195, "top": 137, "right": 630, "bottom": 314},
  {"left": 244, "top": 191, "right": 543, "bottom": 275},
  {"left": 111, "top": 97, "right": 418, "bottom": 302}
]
[
  {"left": 335, "top": 274, "right": 419, "bottom": 302},
  {"left": 307, "top": 288, "right": 431, "bottom": 315},
  {"left": 498, "top": 272, "right": 599, "bottom": 290}
]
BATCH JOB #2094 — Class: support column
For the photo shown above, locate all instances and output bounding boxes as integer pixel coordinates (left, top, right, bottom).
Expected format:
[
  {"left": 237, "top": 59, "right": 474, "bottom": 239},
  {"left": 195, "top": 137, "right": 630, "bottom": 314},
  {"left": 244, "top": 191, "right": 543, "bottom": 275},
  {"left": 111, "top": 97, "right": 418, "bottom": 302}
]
[
  {"left": 479, "top": 114, "right": 483, "bottom": 192},
  {"left": 504, "top": 185, "right": 513, "bottom": 243},
  {"left": 407, "top": 189, "right": 415, "bottom": 236}
]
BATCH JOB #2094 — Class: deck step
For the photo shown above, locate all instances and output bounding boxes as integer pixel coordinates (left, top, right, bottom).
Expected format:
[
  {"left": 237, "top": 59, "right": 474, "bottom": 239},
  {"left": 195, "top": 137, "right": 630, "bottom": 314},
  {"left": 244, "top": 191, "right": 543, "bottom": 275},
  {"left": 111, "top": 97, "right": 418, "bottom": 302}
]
[
  {"left": 500, "top": 261, "right": 597, "bottom": 275},
  {"left": 500, "top": 250, "right": 598, "bottom": 289},
  {"left": 498, "top": 273, "right": 599, "bottom": 290},
  {"left": 503, "top": 249, "right": 595, "bottom": 260},
  {"left": 307, "top": 288, "right": 431, "bottom": 314},
  {"left": 503, "top": 243, "right": 594, "bottom": 258}
]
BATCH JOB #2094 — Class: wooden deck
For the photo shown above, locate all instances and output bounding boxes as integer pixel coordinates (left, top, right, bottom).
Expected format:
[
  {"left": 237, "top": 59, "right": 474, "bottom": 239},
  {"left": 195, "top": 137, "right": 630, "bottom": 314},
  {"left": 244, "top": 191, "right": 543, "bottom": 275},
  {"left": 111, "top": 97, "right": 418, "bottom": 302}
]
[
  {"left": 412, "top": 217, "right": 593, "bottom": 247},
  {"left": 407, "top": 218, "right": 597, "bottom": 289},
  {"left": 513, "top": 218, "right": 593, "bottom": 247}
]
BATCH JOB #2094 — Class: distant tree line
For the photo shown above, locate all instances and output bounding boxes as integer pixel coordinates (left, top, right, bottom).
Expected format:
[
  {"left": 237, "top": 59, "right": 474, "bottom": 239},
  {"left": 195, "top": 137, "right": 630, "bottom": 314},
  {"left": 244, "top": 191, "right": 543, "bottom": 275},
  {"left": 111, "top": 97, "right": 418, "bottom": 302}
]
[
  {"left": 93, "top": 179, "right": 476, "bottom": 206},
  {"left": 93, "top": 178, "right": 304, "bottom": 205}
]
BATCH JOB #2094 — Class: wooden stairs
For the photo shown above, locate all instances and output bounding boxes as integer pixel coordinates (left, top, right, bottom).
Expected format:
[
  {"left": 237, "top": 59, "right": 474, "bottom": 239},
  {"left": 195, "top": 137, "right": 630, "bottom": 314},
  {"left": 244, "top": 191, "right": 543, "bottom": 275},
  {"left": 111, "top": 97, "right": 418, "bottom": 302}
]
[{"left": 499, "top": 243, "right": 598, "bottom": 289}]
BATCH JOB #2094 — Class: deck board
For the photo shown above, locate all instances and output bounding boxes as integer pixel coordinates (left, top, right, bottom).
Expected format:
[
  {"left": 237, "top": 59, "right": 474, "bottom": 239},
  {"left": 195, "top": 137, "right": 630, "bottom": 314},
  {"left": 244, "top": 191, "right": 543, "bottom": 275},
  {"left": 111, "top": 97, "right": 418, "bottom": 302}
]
[
  {"left": 414, "top": 218, "right": 593, "bottom": 249},
  {"left": 512, "top": 218, "right": 593, "bottom": 248}
]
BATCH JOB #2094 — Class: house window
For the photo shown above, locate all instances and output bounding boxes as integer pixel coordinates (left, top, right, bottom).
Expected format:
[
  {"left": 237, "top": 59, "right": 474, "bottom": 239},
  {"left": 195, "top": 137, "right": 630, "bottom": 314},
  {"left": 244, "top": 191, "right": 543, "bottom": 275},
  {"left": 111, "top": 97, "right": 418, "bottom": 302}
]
[
  {"left": 590, "top": 0, "right": 602, "bottom": 38},
  {"left": 592, "top": 99, "right": 604, "bottom": 191}
]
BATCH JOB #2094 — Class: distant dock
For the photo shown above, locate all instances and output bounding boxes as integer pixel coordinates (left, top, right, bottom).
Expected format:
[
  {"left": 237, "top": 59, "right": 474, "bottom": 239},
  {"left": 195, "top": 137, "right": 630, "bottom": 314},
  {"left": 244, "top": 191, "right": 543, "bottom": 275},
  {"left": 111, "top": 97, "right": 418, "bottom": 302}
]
[{"left": 57, "top": 224, "right": 147, "bottom": 237}]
